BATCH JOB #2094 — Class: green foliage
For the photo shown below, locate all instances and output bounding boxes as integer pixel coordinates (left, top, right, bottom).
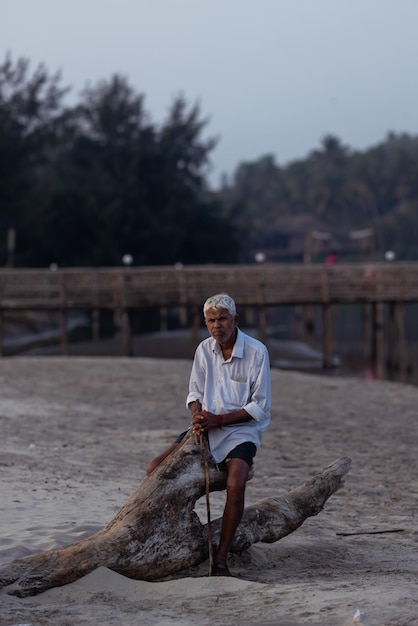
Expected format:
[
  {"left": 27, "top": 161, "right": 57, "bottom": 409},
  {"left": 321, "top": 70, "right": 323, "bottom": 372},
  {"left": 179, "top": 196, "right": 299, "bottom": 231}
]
[
  {"left": 0, "top": 54, "right": 71, "bottom": 264},
  {"left": 221, "top": 133, "right": 418, "bottom": 261},
  {"left": 2, "top": 53, "right": 418, "bottom": 267},
  {"left": 0, "top": 56, "right": 239, "bottom": 267}
]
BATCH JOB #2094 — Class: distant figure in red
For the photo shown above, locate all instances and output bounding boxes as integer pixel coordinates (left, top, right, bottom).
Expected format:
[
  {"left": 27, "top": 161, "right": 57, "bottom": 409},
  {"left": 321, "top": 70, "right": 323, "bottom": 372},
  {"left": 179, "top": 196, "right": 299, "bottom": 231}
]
[{"left": 326, "top": 250, "right": 337, "bottom": 266}]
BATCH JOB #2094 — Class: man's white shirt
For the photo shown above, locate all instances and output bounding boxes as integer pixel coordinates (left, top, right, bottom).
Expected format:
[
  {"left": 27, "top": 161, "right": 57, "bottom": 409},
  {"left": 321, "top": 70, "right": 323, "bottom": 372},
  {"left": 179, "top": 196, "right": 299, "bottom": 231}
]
[{"left": 186, "top": 328, "right": 271, "bottom": 463}]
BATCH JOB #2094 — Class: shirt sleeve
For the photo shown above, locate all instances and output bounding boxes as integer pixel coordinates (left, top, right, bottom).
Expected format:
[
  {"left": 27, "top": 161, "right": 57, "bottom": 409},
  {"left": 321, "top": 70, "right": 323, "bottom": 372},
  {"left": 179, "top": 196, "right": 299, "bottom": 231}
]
[
  {"left": 186, "top": 347, "right": 205, "bottom": 408},
  {"left": 242, "top": 348, "right": 271, "bottom": 424}
]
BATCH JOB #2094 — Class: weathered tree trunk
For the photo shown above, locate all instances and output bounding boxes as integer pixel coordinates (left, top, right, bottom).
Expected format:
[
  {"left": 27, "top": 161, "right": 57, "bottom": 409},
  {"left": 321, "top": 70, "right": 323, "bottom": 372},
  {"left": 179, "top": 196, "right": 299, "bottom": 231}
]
[{"left": 0, "top": 431, "right": 351, "bottom": 597}]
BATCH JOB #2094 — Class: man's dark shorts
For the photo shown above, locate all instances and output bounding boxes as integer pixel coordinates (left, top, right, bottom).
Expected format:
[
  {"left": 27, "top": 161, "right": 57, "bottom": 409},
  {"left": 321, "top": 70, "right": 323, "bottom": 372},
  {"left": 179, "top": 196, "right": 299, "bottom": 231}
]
[
  {"left": 221, "top": 441, "right": 257, "bottom": 469},
  {"left": 175, "top": 431, "right": 256, "bottom": 468}
]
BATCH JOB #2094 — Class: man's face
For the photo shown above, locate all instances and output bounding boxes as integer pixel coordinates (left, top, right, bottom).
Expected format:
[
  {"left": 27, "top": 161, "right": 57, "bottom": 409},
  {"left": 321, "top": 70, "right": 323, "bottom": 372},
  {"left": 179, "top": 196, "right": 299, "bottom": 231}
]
[{"left": 204, "top": 307, "right": 238, "bottom": 346}]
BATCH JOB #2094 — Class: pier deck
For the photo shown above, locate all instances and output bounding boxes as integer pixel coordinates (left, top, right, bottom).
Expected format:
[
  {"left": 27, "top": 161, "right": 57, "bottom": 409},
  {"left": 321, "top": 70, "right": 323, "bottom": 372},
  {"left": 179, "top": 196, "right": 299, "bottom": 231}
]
[{"left": 1, "top": 263, "right": 417, "bottom": 376}]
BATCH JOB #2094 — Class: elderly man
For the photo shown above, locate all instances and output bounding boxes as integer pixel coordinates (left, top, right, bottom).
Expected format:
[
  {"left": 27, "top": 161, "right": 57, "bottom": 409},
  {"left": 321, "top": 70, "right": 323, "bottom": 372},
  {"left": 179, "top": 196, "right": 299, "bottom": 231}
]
[{"left": 148, "top": 293, "right": 271, "bottom": 576}]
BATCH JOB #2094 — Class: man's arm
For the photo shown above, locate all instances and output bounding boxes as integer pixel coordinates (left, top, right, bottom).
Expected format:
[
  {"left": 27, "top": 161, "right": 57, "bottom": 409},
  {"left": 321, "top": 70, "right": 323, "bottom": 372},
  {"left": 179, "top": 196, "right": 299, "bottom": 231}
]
[
  {"left": 241, "top": 349, "right": 271, "bottom": 424},
  {"left": 192, "top": 407, "right": 252, "bottom": 435},
  {"left": 188, "top": 400, "right": 201, "bottom": 416}
]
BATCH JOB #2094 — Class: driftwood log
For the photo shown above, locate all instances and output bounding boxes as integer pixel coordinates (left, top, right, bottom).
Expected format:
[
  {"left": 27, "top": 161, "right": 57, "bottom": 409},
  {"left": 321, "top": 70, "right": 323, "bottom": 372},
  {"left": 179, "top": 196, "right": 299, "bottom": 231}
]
[{"left": 0, "top": 431, "right": 351, "bottom": 597}]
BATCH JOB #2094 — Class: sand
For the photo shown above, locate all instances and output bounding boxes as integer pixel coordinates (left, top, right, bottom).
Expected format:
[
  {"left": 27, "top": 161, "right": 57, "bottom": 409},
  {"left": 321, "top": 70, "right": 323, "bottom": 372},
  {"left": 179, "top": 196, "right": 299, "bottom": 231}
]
[{"left": 0, "top": 356, "right": 418, "bottom": 626}]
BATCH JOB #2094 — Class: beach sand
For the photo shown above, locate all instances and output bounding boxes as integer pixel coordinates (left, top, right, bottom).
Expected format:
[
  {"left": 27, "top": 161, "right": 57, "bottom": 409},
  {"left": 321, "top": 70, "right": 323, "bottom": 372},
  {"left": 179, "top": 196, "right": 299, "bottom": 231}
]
[{"left": 1, "top": 356, "right": 418, "bottom": 625}]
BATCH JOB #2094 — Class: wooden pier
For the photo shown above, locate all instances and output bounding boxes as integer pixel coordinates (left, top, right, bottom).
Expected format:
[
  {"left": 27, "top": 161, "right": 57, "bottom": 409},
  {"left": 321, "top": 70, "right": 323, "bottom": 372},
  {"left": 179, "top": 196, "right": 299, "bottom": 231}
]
[{"left": 1, "top": 263, "right": 418, "bottom": 377}]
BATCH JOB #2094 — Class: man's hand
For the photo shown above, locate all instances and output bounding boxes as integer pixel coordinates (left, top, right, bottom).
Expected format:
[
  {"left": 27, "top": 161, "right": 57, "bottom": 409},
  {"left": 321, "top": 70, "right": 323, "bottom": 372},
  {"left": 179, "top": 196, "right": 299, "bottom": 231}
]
[{"left": 191, "top": 410, "right": 219, "bottom": 435}]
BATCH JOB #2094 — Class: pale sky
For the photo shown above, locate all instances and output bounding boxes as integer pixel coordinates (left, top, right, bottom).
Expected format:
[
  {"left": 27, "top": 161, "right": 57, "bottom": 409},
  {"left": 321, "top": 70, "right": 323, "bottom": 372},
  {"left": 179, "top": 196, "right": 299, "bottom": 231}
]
[{"left": 1, "top": 0, "right": 418, "bottom": 187}]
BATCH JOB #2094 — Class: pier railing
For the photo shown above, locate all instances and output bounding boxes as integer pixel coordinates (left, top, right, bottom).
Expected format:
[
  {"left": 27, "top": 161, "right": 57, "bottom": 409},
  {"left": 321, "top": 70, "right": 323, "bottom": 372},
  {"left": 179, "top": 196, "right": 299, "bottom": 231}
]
[
  {"left": 1, "top": 263, "right": 418, "bottom": 308},
  {"left": 1, "top": 263, "right": 417, "bottom": 375}
]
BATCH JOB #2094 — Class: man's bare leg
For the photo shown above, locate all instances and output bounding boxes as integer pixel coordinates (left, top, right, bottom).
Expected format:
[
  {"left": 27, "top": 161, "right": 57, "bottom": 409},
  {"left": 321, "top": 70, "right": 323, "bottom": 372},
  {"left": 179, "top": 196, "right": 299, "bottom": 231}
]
[
  {"left": 212, "top": 458, "right": 250, "bottom": 575},
  {"left": 146, "top": 443, "right": 179, "bottom": 475}
]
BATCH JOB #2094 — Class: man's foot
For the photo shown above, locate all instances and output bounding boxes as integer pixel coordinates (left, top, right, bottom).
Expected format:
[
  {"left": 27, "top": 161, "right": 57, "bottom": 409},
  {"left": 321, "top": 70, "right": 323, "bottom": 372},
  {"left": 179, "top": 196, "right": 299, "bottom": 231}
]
[{"left": 210, "top": 561, "right": 232, "bottom": 577}]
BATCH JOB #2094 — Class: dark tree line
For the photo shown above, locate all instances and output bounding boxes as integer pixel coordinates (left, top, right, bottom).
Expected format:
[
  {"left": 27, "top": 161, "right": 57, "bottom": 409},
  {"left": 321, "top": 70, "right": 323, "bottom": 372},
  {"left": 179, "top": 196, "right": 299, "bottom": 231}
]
[
  {"left": 0, "top": 55, "right": 240, "bottom": 267},
  {"left": 2, "top": 53, "right": 418, "bottom": 267},
  {"left": 220, "top": 133, "right": 418, "bottom": 260}
]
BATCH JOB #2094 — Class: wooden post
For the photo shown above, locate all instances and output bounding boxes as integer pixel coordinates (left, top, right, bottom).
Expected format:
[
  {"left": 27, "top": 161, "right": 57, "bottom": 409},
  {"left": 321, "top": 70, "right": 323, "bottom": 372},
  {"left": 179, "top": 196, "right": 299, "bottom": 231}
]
[
  {"left": 60, "top": 309, "right": 68, "bottom": 356},
  {"left": 294, "top": 305, "right": 304, "bottom": 342},
  {"left": 178, "top": 306, "right": 188, "bottom": 327},
  {"left": 91, "top": 272, "right": 100, "bottom": 345},
  {"left": 91, "top": 309, "right": 100, "bottom": 343},
  {"left": 257, "top": 306, "right": 267, "bottom": 344},
  {"left": 6, "top": 227, "right": 16, "bottom": 268},
  {"left": 118, "top": 272, "right": 133, "bottom": 357},
  {"left": 388, "top": 301, "right": 408, "bottom": 381},
  {"left": 190, "top": 305, "right": 200, "bottom": 357},
  {"left": 177, "top": 266, "right": 188, "bottom": 327},
  {"left": 160, "top": 307, "right": 168, "bottom": 331},
  {"left": 396, "top": 301, "right": 408, "bottom": 381},
  {"left": 371, "top": 302, "right": 385, "bottom": 379},
  {"left": 322, "top": 303, "right": 333, "bottom": 368},
  {"left": 256, "top": 271, "right": 267, "bottom": 346},
  {"left": 321, "top": 269, "right": 333, "bottom": 368},
  {"left": 387, "top": 302, "right": 396, "bottom": 371},
  {"left": 245, "top": 307, "right": 255, "bottom": 328},
  {"left": 120, "top": 308, "right": 133, "bottom": 356},
  {"left": 303, "top": 304, "right": 315, "bottom": 347},
  {"left": 59, "top": 274, "right": 68, "bottom": 356},
  {"left": 363, "top": 303, "right": 372, "bottom": 360}
]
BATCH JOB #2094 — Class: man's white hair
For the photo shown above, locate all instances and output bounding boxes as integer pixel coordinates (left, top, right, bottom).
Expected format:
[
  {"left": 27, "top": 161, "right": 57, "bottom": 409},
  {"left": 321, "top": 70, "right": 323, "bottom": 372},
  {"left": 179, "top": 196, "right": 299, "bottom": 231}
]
[{"left": 203, "top": 293, "right": 236, "bottom": 317}]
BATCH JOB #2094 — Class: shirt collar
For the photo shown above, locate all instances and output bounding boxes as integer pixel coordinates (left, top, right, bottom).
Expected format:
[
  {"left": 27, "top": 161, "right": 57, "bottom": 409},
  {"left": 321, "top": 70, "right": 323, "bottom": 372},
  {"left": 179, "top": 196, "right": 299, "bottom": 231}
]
[{"left": 212, "top": 328, "right": 244, "bottom": 359}]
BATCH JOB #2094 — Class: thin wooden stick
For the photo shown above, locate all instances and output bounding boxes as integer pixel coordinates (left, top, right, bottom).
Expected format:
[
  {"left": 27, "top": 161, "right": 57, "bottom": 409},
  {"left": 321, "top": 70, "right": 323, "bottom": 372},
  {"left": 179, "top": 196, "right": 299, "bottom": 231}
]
[
  {"left": 196, "top": 400, "right": 214, "bottom": 575},
  {"left": 336, "top": 528, "right": 405, "bottom": 536}
]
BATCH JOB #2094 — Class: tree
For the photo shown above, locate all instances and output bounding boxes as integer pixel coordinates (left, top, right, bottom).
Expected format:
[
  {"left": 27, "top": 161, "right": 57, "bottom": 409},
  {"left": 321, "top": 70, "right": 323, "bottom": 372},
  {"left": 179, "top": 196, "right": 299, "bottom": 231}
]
[
  {"left": 31, "top": 78, "right": 240, "bottom": 266},
  {"left": 0, "top": 57, "right": 241, "bottom": 267},
  {"left": 40, "top": 74, "right": 154, "bottom": 266},
  {"left": 220, "top": 132, "right": 418, "bottom": 261},
  {"left": 0, "top": 54, "right": 70, "bottom": 266},
  {"left": 218, "top": 155, "right": 287, "bottom": 260}
]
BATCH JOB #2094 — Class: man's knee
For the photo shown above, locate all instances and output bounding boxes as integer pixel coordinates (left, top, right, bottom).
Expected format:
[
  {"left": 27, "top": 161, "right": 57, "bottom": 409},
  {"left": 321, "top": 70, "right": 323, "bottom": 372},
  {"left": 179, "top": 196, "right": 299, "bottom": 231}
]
[
  {"left": 225, "top": 481, "right": 246, "bottom": 508},
  {"left": 226, "top": 459, "right": 250, "bottom": 495}
]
